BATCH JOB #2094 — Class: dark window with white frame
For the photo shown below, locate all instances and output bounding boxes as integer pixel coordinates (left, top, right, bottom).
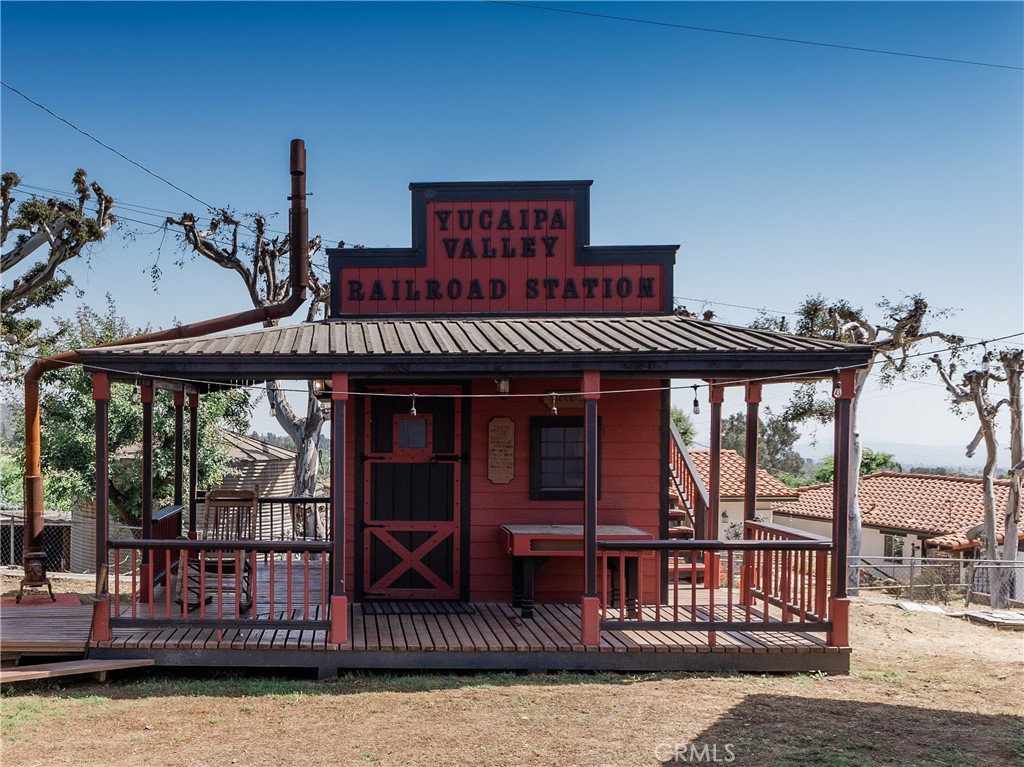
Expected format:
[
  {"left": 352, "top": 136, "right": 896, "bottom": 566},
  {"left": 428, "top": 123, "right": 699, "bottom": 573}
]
[
  {"left": 529, "top": 416, "right": 600, "bottom": 501},
  {"left": 883, "top": 533, "right": 905, "bottom": 559}
]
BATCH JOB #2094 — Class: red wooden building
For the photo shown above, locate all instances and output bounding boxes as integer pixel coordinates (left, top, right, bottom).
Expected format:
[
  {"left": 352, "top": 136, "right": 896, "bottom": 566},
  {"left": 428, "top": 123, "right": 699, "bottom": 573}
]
[{"left": 59, "top": 157, "right": 871, "bottom": 675}]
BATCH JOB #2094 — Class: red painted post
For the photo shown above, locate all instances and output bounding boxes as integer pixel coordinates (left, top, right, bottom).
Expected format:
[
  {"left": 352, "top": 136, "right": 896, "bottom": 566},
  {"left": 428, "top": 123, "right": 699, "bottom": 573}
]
[
  {"left": 92, "top": 373, "right": 110, "bottom": 605},
  {"left": 707, "top": 382, "right": 725, "bottom": 589},
  {"left": 581, "top": 370, "right": 601, "bottom": 647},
  {"left": 581, "top": 595, "right": 601, "bottom": 647},
  {"left": 139, "top": 383, "right": 154, "bottom": 601},
  {"left": 90, "top": 594, "right": 112, "bottom": 643},
  {"left": 173, "top": 389, "right": 185, "bottom": 507},
  {"left": 828, "top": 596, "right": 850, "bottom": 647},
  {"left": 187, "top": 390, "right": 199, "bottom": 539},
  {"left": 743, "top": 382, "right": 761, "bottom": 527},
  {"left": 329, "top": 371, "right": 350, "bottom": 646}
]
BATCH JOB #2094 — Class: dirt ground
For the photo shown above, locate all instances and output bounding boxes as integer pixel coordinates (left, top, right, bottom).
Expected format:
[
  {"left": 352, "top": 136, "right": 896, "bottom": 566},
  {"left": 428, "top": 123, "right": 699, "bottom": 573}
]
[{"left": 1, "top": 573, "right": 1022, "bottom": 767}]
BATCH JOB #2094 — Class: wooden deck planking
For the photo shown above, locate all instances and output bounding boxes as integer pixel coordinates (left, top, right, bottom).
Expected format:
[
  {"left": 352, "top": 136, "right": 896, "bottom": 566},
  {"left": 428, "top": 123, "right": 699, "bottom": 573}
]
[{"left": 11, "top": 583, "right": 839, "bottom": 663}]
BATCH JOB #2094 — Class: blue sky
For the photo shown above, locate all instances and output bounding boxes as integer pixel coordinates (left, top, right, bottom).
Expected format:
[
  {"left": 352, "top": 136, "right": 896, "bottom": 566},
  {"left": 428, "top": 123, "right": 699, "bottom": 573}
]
[{"left": 3, "top": 2, "right": 1022, "bottom": 466}]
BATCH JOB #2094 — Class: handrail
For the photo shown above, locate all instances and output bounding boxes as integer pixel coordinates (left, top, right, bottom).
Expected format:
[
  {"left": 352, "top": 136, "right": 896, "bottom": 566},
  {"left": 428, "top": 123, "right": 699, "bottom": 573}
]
[
  {"left": 670, "top": 420, "right": 710, "bottom": 507},
  {"left": 598, "top": 538, "right": 832, "bottom": 552},
  {"left": 745, "top": 520, "right": 830, "bottom": 542},
  {"left": 109, "top": 538, "right": 330, "bottom": 553},
  {"left": 151, "top": 504, "right": 184, "bottom": 523},
  {"left": 668, "top": 420, "right": 710, "bottom": 538}
]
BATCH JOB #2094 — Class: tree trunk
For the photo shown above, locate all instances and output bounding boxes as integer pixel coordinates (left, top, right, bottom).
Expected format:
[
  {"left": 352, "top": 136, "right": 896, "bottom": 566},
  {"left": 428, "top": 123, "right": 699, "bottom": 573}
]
[
  {"left": 1001, "top": 355, "right": 1022, "bottom": 603},
  {"left": 973, "top": 383, "right": 1006, "bottom": 606},
  {"left": 266, "top": 380, "right": 326, "bottom": 537},
  {"left": 846, "top": 368, "right": 870, "bottom": 594}
]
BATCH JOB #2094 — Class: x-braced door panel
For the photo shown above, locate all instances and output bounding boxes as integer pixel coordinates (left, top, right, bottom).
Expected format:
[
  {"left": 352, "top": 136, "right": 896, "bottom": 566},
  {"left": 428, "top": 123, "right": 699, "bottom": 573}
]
[{"left": 362, "top": 387, "right": 461, "bottom": 600}]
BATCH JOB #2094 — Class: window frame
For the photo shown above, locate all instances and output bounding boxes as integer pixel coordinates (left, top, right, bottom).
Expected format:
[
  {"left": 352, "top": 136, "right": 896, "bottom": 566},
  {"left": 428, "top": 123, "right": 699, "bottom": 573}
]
[{"left": 529, "top": 416, "right": 601, "bottom": 501}]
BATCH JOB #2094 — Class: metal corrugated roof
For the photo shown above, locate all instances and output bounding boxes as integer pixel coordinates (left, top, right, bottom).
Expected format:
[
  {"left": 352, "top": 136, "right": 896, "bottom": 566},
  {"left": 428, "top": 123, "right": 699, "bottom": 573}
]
[
  {"left": 87, "top": 315, "right": 855, "bottom": 357},
  {"left": 79, "top": 314, "right": 872, "bottom": 382}
]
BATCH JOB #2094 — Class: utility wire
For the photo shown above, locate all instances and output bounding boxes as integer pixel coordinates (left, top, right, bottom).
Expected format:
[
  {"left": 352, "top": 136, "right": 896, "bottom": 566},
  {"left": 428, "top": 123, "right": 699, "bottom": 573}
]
[
  {"left": 2, "top": 80, "right": 218, "bottom": 213},
  {"left": 490, "top": 2, "right": 1024, "bottom": 71}
]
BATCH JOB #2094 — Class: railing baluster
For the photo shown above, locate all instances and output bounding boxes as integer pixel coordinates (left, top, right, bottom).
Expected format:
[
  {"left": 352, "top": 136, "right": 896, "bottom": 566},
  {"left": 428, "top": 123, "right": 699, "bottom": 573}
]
[
  {"left": 269, "top": 552, "right": 276, "bottom": 620},
  {"left": 129, "top": 548, "right": 136, "bottom": 619},
  {"left": 303, "top": 550, "right": 310, "bottom": 619},
  {"left": 286, "top": 555, "right": 293, "bottom": 617},
  {"left": 726, "top": 550, "right": 733, "bottom": 623}
]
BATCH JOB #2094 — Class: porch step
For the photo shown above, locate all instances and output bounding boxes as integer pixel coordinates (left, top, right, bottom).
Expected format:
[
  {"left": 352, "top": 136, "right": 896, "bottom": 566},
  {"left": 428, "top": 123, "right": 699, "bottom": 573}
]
[{"left": 0, "top": 658, "right": 154, "bottom": 685}]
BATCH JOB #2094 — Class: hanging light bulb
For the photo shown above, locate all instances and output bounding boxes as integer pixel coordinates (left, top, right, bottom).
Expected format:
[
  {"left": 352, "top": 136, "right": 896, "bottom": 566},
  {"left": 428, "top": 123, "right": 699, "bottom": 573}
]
[
  {"left": 550, "top": 392, "right": 558, "bottom": 416},
  {"left": 410, "top": 393, "right": 417, "bottom": 417},
  {"left": 269, "top": 396, "right": 277, "bottom": 416},
  {"left": 691, "top": 385, "right": 700, "bottom": 415},
  {"left": 832, "top": 369, "right": 842, "bottom": 399},
  {"left": 132, "top": 383, "right": 140, "bottom": 403}
]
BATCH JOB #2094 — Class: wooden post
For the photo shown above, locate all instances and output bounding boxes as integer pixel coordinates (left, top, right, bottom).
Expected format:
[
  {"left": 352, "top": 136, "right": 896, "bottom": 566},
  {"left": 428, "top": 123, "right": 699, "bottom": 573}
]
[
  {"left": 707, "top": 382, "right": 725, "bottom": 589},
  {"left": 139, "top": 383, "right": 154, "bottom": 601},
  {"left": 829, "top": 369, "right": 856, "bottom": 647},
  {"left": 92, "top": 373, "right": 112, "bottom": 642},
  {"left": 173, "top": 389, "right": 184, "bottom": 507},
  {"left": 580, "top": 370, "right": 601, "bottom": 647},
  {"left": 187, "top": 390, "right": 199, "bottom": 539},
  {"left": 743, "top": 382, "right": 761, "bottom": 527},
  {"left": 329, "top": 372, "right": 350, "bottom": 646}
]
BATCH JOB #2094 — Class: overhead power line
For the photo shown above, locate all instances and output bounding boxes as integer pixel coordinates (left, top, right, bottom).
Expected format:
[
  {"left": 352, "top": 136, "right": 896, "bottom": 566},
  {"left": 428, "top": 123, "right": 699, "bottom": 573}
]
[
  {"left": 490, "top": 2, "right": 1024, "bottom": 71},
  {"left": 2, "top": 80, "right": 218, "bottom": 212}
]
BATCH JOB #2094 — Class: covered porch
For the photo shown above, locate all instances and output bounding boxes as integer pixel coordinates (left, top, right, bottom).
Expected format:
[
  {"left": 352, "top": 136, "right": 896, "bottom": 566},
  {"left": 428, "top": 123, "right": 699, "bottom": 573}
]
[{"left": 72, "top": 313, "right": 869, "bottom": 673}]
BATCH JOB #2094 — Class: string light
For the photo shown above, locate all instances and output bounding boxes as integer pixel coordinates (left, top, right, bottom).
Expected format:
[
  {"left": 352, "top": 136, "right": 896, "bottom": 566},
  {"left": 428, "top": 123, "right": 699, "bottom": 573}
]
[
  {"left": 550, "top": 392, "right": 558, "bottom": 416},
  {"left": 832, "top": 369, "right": 842, "bottom": 399},
  {"left": 691, "top": 385, "right": 700, "bottom": 415},
  {"left": 409, "top": 393, "right": 417, "bottom": 417}
]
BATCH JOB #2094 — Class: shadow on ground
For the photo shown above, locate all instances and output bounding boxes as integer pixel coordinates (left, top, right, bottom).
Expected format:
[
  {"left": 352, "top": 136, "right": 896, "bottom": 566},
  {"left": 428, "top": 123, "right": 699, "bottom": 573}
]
[{"left": 661, "top": 693, "right": 1023, "bottom": 767}]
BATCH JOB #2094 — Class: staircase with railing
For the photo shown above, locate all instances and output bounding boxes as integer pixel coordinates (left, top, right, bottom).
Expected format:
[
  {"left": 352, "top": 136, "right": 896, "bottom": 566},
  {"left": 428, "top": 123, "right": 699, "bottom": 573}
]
[{"left": 668, "top": 420, "right": 709, "bottom": 539}]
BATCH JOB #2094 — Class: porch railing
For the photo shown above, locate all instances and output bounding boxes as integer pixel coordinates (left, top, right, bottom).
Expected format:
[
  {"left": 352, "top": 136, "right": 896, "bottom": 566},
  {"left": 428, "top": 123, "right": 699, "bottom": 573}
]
[
  {"left": 139, "top": 504, "right": 184, "bottom": 601},
  {"left": 254, "top": 496, "right": 331, "bottom": 541},
  {"left": 598, "top": 537, "right": 833, "bottom": 636},
  {"left": 107, "top": 538, "right": 330, "bottom": 631},
  {"left": 192, "top": 494, "right": 331, "bottom": 541}
]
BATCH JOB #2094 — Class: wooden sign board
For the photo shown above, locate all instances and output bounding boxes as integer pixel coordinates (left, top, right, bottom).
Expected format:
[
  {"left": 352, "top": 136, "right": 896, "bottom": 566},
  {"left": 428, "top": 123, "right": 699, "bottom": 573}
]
[
  {"left": 327, "top": 181, "right": 677, "bottom": 316},
  {"left": 487, "top": 417, "right": 515, "bottom": 484}
]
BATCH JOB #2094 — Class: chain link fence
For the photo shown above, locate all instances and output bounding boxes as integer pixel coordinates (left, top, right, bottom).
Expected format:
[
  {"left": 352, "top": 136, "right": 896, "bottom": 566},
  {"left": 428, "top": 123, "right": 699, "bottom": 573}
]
[
  {"left": 0, "top": 511, "right": 72, "bottom": 572},
  {"left": 853, "top": 556, "right": 1024, "bottom": 608}
]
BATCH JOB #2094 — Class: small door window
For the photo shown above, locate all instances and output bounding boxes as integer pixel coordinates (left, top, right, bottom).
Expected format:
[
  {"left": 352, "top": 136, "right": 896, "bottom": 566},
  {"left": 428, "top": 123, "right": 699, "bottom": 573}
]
[{"left": 393, "top": 414, "right": 432, "bottom": 454}]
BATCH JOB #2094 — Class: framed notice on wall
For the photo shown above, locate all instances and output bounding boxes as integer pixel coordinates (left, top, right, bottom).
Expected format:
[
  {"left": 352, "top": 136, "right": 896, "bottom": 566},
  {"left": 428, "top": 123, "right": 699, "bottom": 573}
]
[{"left": 488, "top": 417, "right": 515, "bottom": 484}]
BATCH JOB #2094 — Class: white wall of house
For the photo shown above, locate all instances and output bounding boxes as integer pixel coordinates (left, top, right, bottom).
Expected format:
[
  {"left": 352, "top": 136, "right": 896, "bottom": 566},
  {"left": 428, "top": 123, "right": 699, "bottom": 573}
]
[{"left": 719, "top": 499, "right": 776, "bottom": 540}]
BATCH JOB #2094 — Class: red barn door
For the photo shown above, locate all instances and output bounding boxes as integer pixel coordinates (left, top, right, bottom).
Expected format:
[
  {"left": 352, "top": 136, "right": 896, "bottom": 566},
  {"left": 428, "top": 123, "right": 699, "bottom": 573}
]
[{"left": 362, "top": 386, "right": 461, "bottom": 600}]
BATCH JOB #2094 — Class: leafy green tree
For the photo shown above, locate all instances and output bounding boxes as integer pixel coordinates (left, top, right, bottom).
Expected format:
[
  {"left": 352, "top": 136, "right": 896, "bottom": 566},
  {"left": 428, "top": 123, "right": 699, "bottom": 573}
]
[
  {"left": 720, "top": 406, "right": 804, "bottom": 478},
  {"left": 1, "top": 170, "right": 115, "bottom": 377},
  {"left": 670, "top": 406, "right": 696, "bottom": 446},
  {"left": 812, "top": 449, "right": 902, "bottom": 484},
  {"left": 7, "top": 297, "right": 252, "bottom": 523}
]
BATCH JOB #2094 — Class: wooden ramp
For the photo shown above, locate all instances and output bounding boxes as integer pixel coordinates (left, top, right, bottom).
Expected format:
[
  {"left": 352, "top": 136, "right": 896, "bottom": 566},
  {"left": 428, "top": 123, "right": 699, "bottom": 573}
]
[
  {"left": 0, "top": 604, "right": 94, "bottom": 655},
  {"left": 0, "top": 658, "right": 154, "bottom": 684}
]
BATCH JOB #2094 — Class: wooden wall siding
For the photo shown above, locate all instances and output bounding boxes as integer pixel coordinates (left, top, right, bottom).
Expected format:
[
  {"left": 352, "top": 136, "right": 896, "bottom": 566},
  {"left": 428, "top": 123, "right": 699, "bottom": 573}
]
[
  {"left": 216, "top": 458, "right": 295, "bottom": 498},
  {"left": 467, "top": 378, "right": 662, "bottom": 603}
]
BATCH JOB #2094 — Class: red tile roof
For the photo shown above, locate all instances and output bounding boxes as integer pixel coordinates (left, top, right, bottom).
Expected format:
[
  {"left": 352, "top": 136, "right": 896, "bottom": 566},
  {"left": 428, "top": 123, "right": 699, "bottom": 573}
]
[
  {"left": 689, "top": 449, "right": 799, "bottom": 501},
  {"left": 772, "top": 472, "right": 1013, "bottom": 538},
  {"left": 925, "top": 528, "right": 1024, "bottom": 551}
]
